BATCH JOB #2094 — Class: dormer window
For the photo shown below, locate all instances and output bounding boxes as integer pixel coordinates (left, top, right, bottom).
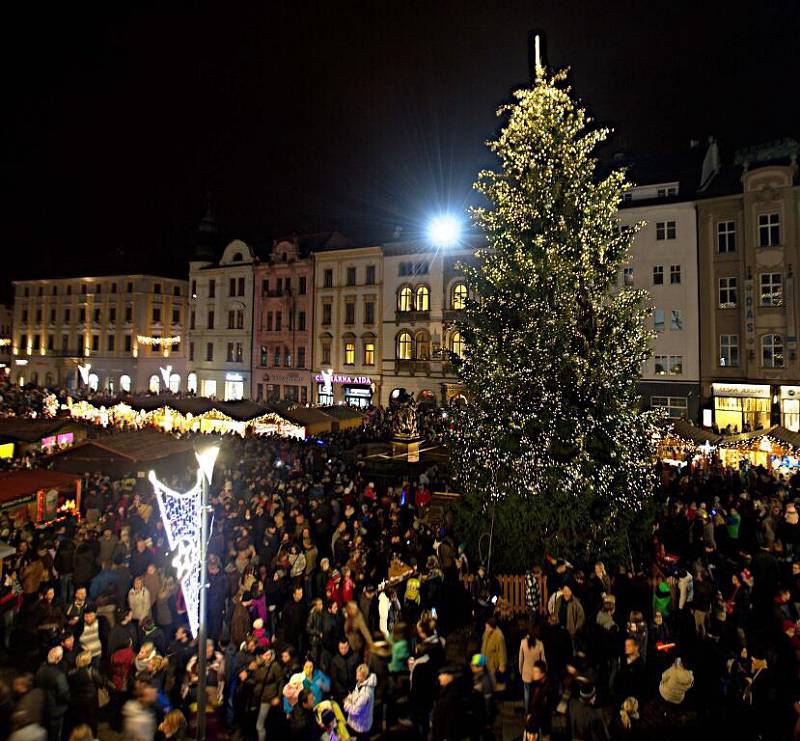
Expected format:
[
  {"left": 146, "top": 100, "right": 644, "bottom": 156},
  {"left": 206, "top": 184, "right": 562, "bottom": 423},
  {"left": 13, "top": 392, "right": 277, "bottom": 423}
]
[{"left": 232, "top": 252, "right": 243, "bottom": 262}]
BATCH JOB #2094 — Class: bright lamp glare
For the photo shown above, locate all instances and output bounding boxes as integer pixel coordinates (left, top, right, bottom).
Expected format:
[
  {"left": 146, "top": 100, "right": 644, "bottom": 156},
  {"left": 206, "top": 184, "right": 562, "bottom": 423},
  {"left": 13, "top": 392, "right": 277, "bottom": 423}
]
[{"left": 428, "top": 215, "right": 461, "bottom": 246}]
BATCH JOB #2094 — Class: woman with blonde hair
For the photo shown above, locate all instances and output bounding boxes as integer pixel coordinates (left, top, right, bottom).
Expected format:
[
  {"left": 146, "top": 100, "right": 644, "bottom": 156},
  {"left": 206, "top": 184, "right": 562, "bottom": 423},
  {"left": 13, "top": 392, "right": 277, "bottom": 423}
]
[
  {"left": 67, "top": 651, "right": 104, "bottom": 737},
  {"left": 615, "top": 696, "right": 640, "bottom": 735},
  {"left": 159, "top": 708, "right": 188, "bottom": 739},
  {"left": 67, "top": 724, "right": 96, "bottom": 741}
]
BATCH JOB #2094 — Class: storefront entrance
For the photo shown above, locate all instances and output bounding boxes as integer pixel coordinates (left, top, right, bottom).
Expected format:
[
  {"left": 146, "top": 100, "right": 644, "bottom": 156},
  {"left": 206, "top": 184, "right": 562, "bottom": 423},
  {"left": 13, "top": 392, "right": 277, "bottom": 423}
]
[
  {"left": 712, "top": 383, "right": 771, "bottom": 433},
  {"left": 344, "top": 385, "right": 372, "bottom": 408},
  {"left": 781, "top": 386, "right": 800, "bottom": 432}
]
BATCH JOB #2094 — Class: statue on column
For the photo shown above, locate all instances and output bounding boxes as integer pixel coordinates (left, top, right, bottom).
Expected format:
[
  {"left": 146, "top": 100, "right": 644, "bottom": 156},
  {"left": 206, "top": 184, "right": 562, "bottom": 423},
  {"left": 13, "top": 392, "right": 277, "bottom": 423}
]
[{"left": 391, "top": 390, "right": 421, "bottom": 441}]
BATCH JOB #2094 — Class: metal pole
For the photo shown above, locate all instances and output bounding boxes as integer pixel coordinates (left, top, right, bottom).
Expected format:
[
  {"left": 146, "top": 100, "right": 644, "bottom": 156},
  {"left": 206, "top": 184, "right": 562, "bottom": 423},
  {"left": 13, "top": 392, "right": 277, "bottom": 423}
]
[
  {"left": 486, "top": 496, "right": 497, "bottom": 576},
  {"left": 196, "top": 472, "right": 209, "bottom": 740}
]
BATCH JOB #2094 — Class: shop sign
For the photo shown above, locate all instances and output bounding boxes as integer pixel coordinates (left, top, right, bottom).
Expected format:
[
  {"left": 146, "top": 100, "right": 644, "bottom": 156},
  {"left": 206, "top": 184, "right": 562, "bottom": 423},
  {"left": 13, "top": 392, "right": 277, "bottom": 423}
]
[
  {"left": 345, "top": 387, "right": 372, "bottom": 398},
  {"left": 711, "top": 383, "right": 770, "bottom": 399},
  {"left": 744, "top": 279, "right": 755, "bottom": 347},
  {"left": 314, "top": 373, "right": 372, "bottom": 386},
  {"left": 781, "top": 386, "right": 800, "bottom": 399},
  {"left": 226, "top": 372, "right": 244, "bottom": 381}
]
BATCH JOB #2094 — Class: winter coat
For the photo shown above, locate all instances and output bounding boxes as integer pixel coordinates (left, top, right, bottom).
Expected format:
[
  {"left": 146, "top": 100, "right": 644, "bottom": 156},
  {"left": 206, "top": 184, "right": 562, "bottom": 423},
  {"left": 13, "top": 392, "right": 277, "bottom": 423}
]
[
  {"left": 481, "top": 627, "right": 508, "bottom": 689},
  {"left": 254, "top": 658, "right": 284, "bottom": 704},
  {"left": 677, "top": 574, "right": 694, "bottom": 610},
  {"left": 569, "top": 697, "right": 609, "bottom": 741},
  {"left": 553, "top": 594, "right": 586, "bottom": 637},
  {"left": 519, "top": 637, "right": 547, "bottom": 683},
  {"left": 21, "top": 560, "right": 45, "bottom": 595},
  {"left": 128, "top": 586, "right": 151, "bottom": 622},
  {"left": 34, "top": 663, "right": 70, "bottom": 719},
  {"left": 343, "top": 672, "right": 377, "bottom": 734},
  {"left": 431, "top": 680, "right": 462, "bottom": 740},
  {"left": 330, "top": 650, "right": 359, "bottom": 699},
  {"left": 344, "top": 607, "right": 372, "bottom": 655}
]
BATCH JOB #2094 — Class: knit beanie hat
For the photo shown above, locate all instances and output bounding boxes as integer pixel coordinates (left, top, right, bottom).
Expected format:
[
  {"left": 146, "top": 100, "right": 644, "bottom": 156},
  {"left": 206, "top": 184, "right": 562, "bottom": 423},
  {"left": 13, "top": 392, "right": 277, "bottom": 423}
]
[{"left": 659, "top": 663, "right": 694, "bottom": 704}]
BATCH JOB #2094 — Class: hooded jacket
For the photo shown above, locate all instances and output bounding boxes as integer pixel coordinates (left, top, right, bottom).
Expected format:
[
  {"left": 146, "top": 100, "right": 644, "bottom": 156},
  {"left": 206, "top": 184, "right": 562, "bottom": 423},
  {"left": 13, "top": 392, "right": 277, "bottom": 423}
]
[{"left": 343, "top": 672, "right": 377, "bottom": 734}]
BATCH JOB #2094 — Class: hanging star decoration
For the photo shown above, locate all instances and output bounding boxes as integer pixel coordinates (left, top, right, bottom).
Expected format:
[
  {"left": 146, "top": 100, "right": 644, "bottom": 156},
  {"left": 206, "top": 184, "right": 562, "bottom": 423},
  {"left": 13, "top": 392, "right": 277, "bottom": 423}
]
[{"left": 149, "top": 469, "right": 204, "bottom": 638}]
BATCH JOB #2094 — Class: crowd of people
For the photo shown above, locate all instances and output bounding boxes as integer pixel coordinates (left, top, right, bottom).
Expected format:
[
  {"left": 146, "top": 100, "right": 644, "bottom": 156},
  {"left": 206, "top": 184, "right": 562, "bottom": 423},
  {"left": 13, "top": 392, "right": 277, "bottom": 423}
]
[{"left": 1, "top": 374, "right": 800, "bottom": 739}]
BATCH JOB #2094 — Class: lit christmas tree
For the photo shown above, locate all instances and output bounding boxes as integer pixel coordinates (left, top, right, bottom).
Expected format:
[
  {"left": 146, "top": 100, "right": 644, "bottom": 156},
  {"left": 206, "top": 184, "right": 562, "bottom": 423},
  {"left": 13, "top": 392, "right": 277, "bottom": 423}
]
[{"left": 450, "top": 64, "right": 659, "bottom": 568}]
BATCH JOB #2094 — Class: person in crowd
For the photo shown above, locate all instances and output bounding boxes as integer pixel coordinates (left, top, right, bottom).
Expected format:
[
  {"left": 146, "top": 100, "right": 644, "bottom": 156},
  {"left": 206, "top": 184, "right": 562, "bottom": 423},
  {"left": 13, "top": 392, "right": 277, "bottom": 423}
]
[
  {"left": 481, "top": 616, "right": 508, "bottom": 693},
  {"left": 34, "top": 647, "right": 70, "bottom": 741},
  {"left": 343, "top": 663, "right": 376, "bottom": 739},
  {"left": 519, "top": 621, "right": 546, "bottom": 711}
]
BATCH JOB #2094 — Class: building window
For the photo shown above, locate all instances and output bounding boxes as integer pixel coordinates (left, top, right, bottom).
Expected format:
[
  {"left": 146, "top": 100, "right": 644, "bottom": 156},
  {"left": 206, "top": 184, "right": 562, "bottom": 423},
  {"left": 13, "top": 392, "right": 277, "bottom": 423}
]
[
  {"left": 236, "top": 342, "right": 243, "bottom": 363},
  {"left": 151, "top": 307, "right": 161, "bottom": 323},
  {"left": 399, "top": 262, "right": 413, "bottom": 276},
  {"left": 717, "top": 221, "right": 736, "bottom": 253},
  {"left": 414, "top": 262, "right": 430, "bottom": 275},
  {"left": 79, "top": 309, "right": 86, "bottom": 323},
  {"left": 415, "top": 331, "right": 431, "bottom": 360},
  {"left": 451, "top": 331, "right": 465, "bottom": 358},
  {"left": 398, "top": 286, "right": 412, "bottom": 312},
  {"left": 656, "top": 186, "right": 678, "bottom": 198},
  {"left": 62, "top": 335, "right": 69, "bottom": 351},
  {"left": 415, "top": 285, "right": 430, "bottom": 312},
  {"left": 47, "top": 335, "right": 54, "bottom": 350},
  {"left": 670, "top": 310, "right": 683, "bottom": 331},
  {"left": 208, "top": 310, "right": 215, "bottom": 329},
  {"left": 656, "top": 221, "right": 676, "bottom": 240},
  {"left": 32, "top": 335, "right": 41, "bottom": 351},
  {"left": 189, "top": 342, "right": 195, "bottom": 362},
  {"left": 299, "top": 276, "right": 307, "bottom": 295},
  {"left": 261, "top": 279, "right": 268, "bottom": 296},
  {"left": 323, "top": 269, "right": 333, "bottom": 288},
  {"left": 227, "top": 343, "right": 234, "bottom": 362},
  {"left": 153, "top": 283, "right": 161, "bottom": 294},
  {"left": 322, "top": 304, "right": 332, "bottom": 325},
  {"left": 345, "top": 302, "right": 355, "bottom": 325},
  {"left": 297, "top": 346, "right": 306, "bottom": 368},
  {"left": 284, "top": 347, "right": 291, "bottom": 367},
  {"left": 275, "top": 312, "right": 282, "bottom": 332},
  {"left": 346, "top": 267, "right": 357, "bottom": 286},
  {"left": 274, "top": 347, "right": 281, "bottom": 367},
  {"left": 191, "top": 280, "right": 197, "bottom": 298},
  {"left": 300, "top": 386, "right": 308, "bottom": 404},
  {"left": 265, "top": 312, "right": 272, "bottom": 331},
  {"left": 228, "top": 310, "right": 235, "bottom": 329},
  {"left": 127, "top": 282, "right": 133, "bottom": 293},
  {"left": 651, "top": 396, "right": 688, "bottom": 418},
  {"left": 95, "top": 285, "right": 101, "bottom": 295},
  {"left": 720, "top": 334, "right": 739, "bottom": 367},
  {"left": 93, "top": 308, "right": 101, "bottom": 323},
  {"left": 298, "top": 311, "right": 306, "bottom": 331},
  {"left": 759, "top": 212, "right": 781, "bottom": 247},
  {"left": 654, "top": 355, "right": 683, "bottom": 375},
  {"left": 109, "top": 308, "right": 116, "bottom": 323},
  {"left": 653, "top": 309, "right": 665, "bottom": 332},
  {"left": 36, "top": 309, "right": 43, "bottom": 324},
  {"left": 276, "top": 278, "right": 283, "bottom": 295},
  {"left": 124, "top": 335, "right": 132, "bottom": 352},
  {"left": 322, "top": 344, "right": 331, "bottom": 365},
  {"left": 190, "top": 311, "right": 195, "bottom": 330},
  {"left": 364, "top": 301, "right": 374, "bottom": 324},
  {"left": 364, "top": 341, "right": 374, "bottom": 366},
  {"left": 260, "top": 345, "right": 267, "bottom": 366},
  {"left": 452, "top": 283, "right": 468, "bottom": 310},
  {"left": 172, "top": 308, "right": 180, "bottom": 325},
  {"left": 718, "top": 277, "right": 737, "bottom": 308},
  {"left": 49, "top": 309, "right": 56, "bottom": 323},
  {"left": 21, "top": 309, "right": 28, "bottom": 324},
  {"left": 238, "top": 277, "right": 245, "bottom": 296},
  {"left": 285, "top": 277, "right": 292, "bottom": 295},
  {"left": 366, "top": 265, "right": 376, "bottom": 285},
  {"left": 762, "top": 334, "right": 784, "bottom": 368},
  {"left": 91, "top": 335, "right": 99, "bottom": 352},
  {"left": 760, "top": 273, "right": 783, "bottom": 306},
  {"left": 653, "top": 266, "right": 664, "bottom": 285},
  {"left": 623, "top": 267, "right": 634, "bottom": 287},
  {"left": 81, "top": 285, "right": 87, "bottom": 295},
  {"left": 670, "top": 265, "right": 681, "bottom": 284},
  {"left": 236, "top": 310, "right": 243, "bottom": 329},
  {"left": 64, "top": 309, "right": 71, "bottom": 323},
  {"left": 125, "top": 306, "right": 133, "bottom": 322},
  {"left": 206, "top": 342, "right": 214, "bottom": 361},
  {"left": 107, "top": 335, "right": 115, "bottom": 352},
  {"left": 209, "top": 279, "right": 216, "bottom": 298},
  {"left": 344, "top": 341, "right": 355, "bottom": 365},
  {"left": 229, "top": 278, "right": 236, "bottom": 297},
  {"left": 397, "top": 331, "right": 412, "bottom": 360}
]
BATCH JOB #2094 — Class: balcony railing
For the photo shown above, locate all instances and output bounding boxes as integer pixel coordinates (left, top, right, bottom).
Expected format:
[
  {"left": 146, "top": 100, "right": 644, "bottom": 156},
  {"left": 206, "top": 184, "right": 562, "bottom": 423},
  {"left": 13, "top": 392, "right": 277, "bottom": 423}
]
[{"left": 395, "top": 310, "right": 430, "bottom": 322}]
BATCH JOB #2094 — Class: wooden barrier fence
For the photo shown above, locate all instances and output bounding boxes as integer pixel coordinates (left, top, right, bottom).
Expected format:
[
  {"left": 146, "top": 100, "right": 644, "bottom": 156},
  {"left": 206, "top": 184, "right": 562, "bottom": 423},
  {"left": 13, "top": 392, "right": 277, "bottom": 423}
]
[{"left": 464, "top": 573, "right": 530, "bottom": 617}]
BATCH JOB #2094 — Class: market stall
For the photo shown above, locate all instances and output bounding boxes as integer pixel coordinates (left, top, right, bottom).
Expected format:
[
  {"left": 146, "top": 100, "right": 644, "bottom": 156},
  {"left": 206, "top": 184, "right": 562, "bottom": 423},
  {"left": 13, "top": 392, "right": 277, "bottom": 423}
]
[
  {"left": 717, "top": 426, "right": 800, "bottom": 470},
  {"left": 319, "top": 405, "right": 365, "bottom": 431},
  {"left": 0, "top": 469, "right": 82, "bottom": 527},
  {"left": 658, "top": 419, "right": 722, "bottom": 466},
  {"left": 0, "top": 418, "right": 88, "bottom": 458}
]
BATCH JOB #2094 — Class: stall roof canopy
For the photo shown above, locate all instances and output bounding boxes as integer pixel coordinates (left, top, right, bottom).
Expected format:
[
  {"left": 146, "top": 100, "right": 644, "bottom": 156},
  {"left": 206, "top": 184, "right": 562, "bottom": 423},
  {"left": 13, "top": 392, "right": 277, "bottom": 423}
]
[
  {"left": 668, "top": 419, "right": 722, "bottom": 445},
  {"left": 0, "top": 469, "right": 80, "bottom": 506},
  {"left": 0, "top": 418, "right": 81, "bottom": 443},
  {"left": 50, "top": 429, "right": 195, "bottom": 463},
  {"left": 88, "top": 396, "right": 278, "bottom": 422},
  {"left": 0, "top": 541, "right": 15, "bottom": 560},
  {"left": 319, "top": 406, "right": 365, "bottom": 422},
  {"left": 720, "top": 425, "right": 800, "bottom": 449},
  {"left": 273, "top": 405, "right": 334, "bottom": 431}
]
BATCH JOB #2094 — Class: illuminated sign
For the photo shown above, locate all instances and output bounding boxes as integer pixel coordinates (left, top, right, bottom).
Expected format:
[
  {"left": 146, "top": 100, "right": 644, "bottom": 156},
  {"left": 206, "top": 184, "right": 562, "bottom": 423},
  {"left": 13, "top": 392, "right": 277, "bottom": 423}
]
[
  {"left": 712, "top": 383, "right": 770, "bottom": 399},
  {"left": 226, "top": 372, "right": 244, "bottom": 381},
  {"left": 314, "top": 373, "right": 372, "bottom": 386},
  {"left": 14, "top": 359, "right": 28, "bottom": 366}
]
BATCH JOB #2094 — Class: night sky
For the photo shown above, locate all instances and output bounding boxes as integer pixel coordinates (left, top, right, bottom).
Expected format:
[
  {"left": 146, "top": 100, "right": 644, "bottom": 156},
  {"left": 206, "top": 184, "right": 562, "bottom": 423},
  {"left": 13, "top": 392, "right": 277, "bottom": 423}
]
[{"left": 3, "top": 1, "right": 798, "bottom": 297}]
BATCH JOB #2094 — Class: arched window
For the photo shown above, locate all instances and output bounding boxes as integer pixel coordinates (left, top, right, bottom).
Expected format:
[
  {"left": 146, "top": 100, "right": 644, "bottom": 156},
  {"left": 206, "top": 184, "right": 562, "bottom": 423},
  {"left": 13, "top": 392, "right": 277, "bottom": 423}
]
[
  {"left": 120, "top": 374, "right": 132, "bottom": 393},
  {"left": 88, "top": 373, "right": 99, "bottom": 391},
  {"left": 169, "top": 373, "right": 181, "bottom": 393},
  {"left": 232, "top": 252, "right": 243, "bottom": 262},
  {"left": 187, "top": 372, "right": 197, "bottom": 394},
  {"left": 452, "top": 283, "right": 468, "bottom": 310},
  {"left": 398, "top": 286, "right": 412, "bottom": 312},
  {"left": 762, "top": 334, "right": 784, "bottom": 368},
  {"left": 451, "top": 331, "right": 465, "bottom": 358},
  {"left": 149, "top": 374, "right": 160, "bottom": 393},
  {"left": 397, "top": 331, "right": 412, "bottom": 360},
  {"left": 344, "top": 340, "right": 355, "bottom": 365},
  {"left": 415, "top": 285, "right": 430, "bottom": 312},
  {"left": 414, "top": 330, "right": 431, "bottom": 360}
]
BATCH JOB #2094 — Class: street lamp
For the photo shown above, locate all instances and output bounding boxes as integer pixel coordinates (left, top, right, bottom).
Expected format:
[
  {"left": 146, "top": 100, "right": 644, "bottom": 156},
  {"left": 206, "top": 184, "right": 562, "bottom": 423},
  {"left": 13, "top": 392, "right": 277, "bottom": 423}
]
[{"left": 428, "top": 214, "right": 462, "bottom": 247}]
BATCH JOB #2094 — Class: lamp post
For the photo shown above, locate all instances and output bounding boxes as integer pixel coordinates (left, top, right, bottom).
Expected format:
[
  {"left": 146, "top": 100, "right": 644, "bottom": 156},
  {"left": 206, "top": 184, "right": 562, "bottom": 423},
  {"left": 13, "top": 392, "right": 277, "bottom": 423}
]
[{"left": 195, "top": 446, "right": 219, "bottom": 741}]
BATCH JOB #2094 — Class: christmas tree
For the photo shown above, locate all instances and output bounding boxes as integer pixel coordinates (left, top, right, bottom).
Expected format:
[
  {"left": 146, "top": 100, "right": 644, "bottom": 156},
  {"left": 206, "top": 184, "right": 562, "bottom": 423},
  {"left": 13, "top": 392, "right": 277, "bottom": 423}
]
[{"left": 450, "top": 65, "right": 659, "bottom": 569}]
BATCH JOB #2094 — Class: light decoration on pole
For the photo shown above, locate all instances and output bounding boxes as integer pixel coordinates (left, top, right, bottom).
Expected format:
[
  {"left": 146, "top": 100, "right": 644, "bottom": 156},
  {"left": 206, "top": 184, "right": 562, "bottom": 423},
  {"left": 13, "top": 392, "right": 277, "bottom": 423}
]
[
  {"left": 149, "top": 468, "right": 205, "bottom": 638},
  {"left": 428, "top": 214, "right": 462, "bottom": 247},
  {"left": 159, "top": 365, "right": 172, "bottom": 388},
  {"left": 137, "top": 335, "right": 181, "bottom": 347}
]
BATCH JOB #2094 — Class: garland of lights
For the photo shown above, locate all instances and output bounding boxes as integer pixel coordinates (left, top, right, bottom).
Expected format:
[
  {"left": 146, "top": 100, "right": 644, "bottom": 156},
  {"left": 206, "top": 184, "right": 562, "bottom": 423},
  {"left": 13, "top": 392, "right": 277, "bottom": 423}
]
[
  {"left": 0, "top": 339, "right": 10, "bottom": 347},
  {"left": 137, "top": 335, "right": 181, "bottom": 347},
  {"left": 149, "top": 469, "right": 204, "bottom": 638}
]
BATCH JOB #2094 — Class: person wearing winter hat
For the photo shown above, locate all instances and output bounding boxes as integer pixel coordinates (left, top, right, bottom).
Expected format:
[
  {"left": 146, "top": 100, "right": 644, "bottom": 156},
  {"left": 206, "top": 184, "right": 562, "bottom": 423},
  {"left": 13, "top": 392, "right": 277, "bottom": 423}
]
[
  {"left": 569, "top": 683, "right": 608, "bottom": 741},
  {"left": 659, "top": 657, "right": 694, "bottom": 705}
]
